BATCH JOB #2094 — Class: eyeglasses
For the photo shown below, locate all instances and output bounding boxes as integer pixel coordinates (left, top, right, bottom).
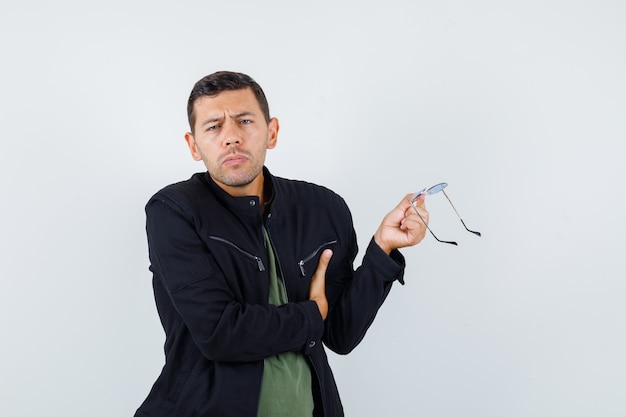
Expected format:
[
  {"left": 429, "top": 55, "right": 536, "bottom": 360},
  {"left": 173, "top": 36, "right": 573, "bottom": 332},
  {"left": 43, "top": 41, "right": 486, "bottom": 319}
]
[{"left": 409, "top": 183, "right": 481, "bottom": 246}]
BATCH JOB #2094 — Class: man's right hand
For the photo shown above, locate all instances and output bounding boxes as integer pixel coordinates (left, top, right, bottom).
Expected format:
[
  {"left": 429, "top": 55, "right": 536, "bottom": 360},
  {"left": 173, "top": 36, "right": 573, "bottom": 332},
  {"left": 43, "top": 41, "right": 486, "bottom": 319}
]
[{"left": 308, "top": 249, "right": 333, "bottom": 320}]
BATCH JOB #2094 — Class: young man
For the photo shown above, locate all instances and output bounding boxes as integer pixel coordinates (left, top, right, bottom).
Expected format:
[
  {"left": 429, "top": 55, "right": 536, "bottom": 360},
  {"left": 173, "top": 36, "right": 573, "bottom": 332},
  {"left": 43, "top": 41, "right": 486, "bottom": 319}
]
[{"left": 135, "top": 71, "right": 429, "bottom": 417}]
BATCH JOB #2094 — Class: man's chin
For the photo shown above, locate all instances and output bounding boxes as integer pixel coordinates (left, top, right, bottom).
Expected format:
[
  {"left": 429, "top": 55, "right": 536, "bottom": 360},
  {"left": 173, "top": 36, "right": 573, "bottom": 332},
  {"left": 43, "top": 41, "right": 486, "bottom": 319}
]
[
  {"left": 226, "top": 178, "right": 255, "bottom": 188},
  {"left": 213, "top": 172, "right": 257, "bottom": 188}
]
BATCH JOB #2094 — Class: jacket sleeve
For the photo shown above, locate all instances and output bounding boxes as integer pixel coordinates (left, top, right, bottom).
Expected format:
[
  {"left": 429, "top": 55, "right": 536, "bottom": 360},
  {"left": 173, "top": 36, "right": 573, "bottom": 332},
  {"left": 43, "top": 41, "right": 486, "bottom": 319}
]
[
  {"left": 322, "top": 201, "right": 406, "bottom": 355},
  {"left": 146, "top": 195, "right": 325, "bottom": 362}
]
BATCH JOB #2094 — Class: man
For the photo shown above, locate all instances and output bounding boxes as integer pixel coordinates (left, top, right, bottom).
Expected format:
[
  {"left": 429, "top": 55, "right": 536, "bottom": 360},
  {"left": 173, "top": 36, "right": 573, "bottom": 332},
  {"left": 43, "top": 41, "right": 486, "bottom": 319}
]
[{"left": 135, "top": 71, "right": 429, "bottom": 417}]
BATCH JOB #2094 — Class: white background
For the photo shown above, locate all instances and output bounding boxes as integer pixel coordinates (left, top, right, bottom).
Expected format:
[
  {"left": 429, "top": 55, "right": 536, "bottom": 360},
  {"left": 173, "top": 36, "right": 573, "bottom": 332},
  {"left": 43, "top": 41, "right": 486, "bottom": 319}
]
[{"left": 1, "top": 1, "right": 625, "bottom": 416}]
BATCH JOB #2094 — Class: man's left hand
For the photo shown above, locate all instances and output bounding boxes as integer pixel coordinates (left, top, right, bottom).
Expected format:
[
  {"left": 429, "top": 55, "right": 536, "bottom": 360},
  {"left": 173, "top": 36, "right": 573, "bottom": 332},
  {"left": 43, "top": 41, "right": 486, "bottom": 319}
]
[{"left": 373, "top": 193, "right": 429, "bottom": 255}]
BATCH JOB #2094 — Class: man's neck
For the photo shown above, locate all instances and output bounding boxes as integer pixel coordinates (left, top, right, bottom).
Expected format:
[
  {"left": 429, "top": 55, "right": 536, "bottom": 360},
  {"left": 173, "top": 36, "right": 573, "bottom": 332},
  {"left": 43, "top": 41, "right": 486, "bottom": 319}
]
[{"left": 212, "top": 172, "right": 267, "bottom": 208}]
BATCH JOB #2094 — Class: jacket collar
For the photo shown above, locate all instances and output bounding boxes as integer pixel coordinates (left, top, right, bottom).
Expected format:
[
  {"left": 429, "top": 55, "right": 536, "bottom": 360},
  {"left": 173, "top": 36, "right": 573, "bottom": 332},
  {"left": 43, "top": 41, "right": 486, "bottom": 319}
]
[{"left": 200, "top": 167, "right": 276, "bottom": 218}]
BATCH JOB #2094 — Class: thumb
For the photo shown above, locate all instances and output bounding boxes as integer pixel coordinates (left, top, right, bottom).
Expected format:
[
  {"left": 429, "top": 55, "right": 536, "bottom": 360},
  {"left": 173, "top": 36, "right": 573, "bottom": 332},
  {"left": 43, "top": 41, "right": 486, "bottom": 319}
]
[
  {"left": 309, "top": 249, "right": 333, "bottom": 294},
  {"left": 309, "top": 249, "right": 333, "bottom": 320},
  {"left": 411, "top": 193, "right": 426, "bottom": 209},
  {"left": 317, "top": 249, "right": 333, "bottom": 270}
]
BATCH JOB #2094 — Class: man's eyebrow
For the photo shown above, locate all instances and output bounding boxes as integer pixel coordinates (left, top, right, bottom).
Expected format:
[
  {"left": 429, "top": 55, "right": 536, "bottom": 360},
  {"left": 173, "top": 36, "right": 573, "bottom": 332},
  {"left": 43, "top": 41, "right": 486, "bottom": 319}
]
[
  {"left": 200, "top": 111, "right": 256, "bottom": 127},
  {"left": 232, "top": 111, "right": 255, "bottom": 118},
  {"left": 200, "top": 116, "right": 223, "bottom": 127}
]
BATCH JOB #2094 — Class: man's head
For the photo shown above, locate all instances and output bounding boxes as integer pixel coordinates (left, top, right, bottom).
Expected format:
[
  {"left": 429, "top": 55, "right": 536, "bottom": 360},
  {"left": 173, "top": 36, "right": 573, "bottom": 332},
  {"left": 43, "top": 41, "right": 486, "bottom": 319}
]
[
  {"left": 187, "top": 71, "right": 271, "bottom": 133},
  {"left": 184, "top": 71, "right": 279, "bottom": 199}
]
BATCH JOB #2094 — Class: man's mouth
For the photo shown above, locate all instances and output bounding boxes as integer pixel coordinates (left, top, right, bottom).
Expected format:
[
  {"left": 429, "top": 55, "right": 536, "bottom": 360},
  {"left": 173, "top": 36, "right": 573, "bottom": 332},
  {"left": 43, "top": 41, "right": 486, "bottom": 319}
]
[{"left": 222, "top": 154, "right": 249, "bottom": 166}]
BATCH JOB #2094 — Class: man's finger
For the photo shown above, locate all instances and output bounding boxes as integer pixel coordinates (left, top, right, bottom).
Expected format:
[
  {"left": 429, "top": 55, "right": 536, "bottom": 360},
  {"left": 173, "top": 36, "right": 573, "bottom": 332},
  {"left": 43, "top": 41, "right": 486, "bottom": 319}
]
[
  {"left": 410, "top": 193, "right": 426, "bottom": 209},
  {"left": 310, "top": 249, "right": 333, "bottom": 294},
  {"left": 309, "top": 249, "right": 333, "bottom": 320},
  {"left": 317, "top": 249, "right": 333, "bottom": 270}
]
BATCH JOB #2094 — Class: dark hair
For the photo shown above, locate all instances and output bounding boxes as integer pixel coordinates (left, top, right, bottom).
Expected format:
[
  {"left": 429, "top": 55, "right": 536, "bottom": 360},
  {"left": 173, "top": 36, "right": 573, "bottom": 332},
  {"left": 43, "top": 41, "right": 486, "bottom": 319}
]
[{"left": 187, "top": 71, "right": 271, "bottom": 132}]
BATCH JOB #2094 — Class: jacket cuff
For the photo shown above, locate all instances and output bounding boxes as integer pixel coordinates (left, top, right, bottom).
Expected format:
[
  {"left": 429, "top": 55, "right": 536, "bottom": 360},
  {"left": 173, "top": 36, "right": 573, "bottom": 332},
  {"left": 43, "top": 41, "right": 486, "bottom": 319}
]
[
  {"left": 365, "top": 237, "right": 406, "bottom": 285},
  {"left": 302, "top": 300, "right": 325, "bottom": 355}
]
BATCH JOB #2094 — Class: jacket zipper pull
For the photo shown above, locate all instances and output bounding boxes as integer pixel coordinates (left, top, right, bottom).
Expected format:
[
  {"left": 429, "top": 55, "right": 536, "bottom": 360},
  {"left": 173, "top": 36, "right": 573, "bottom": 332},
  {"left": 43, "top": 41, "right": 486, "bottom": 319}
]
[
  {"left": 255, "top": 257, "right": 266, "bottom": 272},
  {"left": 298, "top": 260, "right": 306, "bottom": 277}
]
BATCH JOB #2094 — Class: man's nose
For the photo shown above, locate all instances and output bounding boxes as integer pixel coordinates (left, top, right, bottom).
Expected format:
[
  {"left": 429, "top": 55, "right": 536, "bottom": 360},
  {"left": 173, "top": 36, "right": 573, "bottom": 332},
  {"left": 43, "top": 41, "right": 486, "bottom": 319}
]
[{"left": 222, "top": 121, "right": 241, "bottom": 146}]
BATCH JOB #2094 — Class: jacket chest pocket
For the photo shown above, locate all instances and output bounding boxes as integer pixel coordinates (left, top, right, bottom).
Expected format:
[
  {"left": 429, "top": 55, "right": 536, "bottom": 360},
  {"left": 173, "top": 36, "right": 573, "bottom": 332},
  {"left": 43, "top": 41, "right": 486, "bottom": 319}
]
[
  {"left": 208, "top": 236, "right": 266, "bottom": 272},
  {"left": 209, "top": 236, "right": 265, "bottom": 272},
  {"left": 206, "top": 235, "right": 269, "bottom": 302},
  {"left": 296, "top": 239, "right": 338, "bottom": 277}
]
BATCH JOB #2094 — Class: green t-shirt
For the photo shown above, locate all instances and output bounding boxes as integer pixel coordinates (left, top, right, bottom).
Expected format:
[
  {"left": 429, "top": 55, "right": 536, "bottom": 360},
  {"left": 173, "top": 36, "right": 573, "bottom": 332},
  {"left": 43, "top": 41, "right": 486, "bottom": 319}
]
[{"left": 257, "top": 228, "right": 314, "bottom": 417}]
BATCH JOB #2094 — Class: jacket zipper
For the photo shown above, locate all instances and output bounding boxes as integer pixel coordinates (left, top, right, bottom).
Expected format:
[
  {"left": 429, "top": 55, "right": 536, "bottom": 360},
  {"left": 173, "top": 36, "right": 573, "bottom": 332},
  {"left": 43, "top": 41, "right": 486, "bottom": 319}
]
[
  {"left": 297, "top": 240, "right": 338, "bottom": 277},
  {"left": 208, "top": 236, "right": 265, "bottom": 272}
]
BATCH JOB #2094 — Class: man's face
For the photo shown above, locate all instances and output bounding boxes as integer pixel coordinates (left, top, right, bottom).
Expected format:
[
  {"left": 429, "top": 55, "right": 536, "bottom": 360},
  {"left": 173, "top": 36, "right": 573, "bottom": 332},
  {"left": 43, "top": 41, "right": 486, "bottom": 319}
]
[{"left": 185, "top": 88, "right": 278, "bottom": 196}]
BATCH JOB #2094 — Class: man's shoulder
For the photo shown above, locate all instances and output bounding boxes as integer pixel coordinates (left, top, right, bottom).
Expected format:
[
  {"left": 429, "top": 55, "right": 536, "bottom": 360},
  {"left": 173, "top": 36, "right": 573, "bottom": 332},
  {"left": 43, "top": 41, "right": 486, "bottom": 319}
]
[
  {"left": 147, "top": 172, "right": 210, "bottom": 210},
  {"left": 274, "top": 175, "right": 339, "bottom": 197},
  {"left": 272, "top": 175, "right": 348, "bottom": 209},
  {"left": 155, "top": 172, "right": 206, "bottom": 194}
]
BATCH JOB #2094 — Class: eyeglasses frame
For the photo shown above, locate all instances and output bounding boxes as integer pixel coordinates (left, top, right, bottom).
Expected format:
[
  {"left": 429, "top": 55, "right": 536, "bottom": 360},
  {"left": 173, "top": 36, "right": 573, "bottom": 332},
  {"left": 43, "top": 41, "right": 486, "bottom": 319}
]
[{"left": 409, "top": 182, "right": 481, "bottom": 246}]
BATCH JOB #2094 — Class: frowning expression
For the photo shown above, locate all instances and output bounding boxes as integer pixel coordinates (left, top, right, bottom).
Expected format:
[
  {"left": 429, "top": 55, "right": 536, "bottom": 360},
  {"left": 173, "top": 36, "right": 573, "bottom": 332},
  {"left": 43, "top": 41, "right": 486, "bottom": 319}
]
[{"left": 184, "top": 88, "right": 279, "bottom": 197}]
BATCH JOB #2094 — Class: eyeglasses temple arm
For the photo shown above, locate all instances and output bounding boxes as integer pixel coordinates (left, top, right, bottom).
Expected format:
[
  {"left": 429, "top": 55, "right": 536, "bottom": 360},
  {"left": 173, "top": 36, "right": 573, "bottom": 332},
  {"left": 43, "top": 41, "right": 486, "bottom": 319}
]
[
  {"left": 441, "top": 190, "right": 481, "bottom": 237},
  {"left": 410, "top": 201, "right": 458, "bottom": 246}
]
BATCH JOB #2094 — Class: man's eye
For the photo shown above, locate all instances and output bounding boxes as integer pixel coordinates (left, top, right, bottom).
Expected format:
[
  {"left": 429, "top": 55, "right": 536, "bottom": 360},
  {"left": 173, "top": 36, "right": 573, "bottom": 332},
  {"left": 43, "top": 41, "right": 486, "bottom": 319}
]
[
  {"left": 206, "top": 125, "right": 219, "bottom": 132},
  {"left": 240, "top": 119, "right": 252, "bottom": 125}
]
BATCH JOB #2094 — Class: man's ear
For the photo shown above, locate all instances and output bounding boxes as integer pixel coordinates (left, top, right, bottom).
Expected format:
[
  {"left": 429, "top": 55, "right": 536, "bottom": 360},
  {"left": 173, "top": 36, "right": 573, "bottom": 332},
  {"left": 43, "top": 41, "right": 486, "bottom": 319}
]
[
  {"left": 184, "top": 132, "right": 203, "bottom": 161},
  {"left": 267, "top": 118, "right": 279, "bottom": 149}
]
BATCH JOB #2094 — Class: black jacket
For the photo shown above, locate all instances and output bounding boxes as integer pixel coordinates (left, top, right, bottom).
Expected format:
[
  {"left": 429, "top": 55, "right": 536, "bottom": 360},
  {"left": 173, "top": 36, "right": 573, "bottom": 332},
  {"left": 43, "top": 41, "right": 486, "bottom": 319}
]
[{"left": 135, "top": 168, "right": 405, "bottom": 417}]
